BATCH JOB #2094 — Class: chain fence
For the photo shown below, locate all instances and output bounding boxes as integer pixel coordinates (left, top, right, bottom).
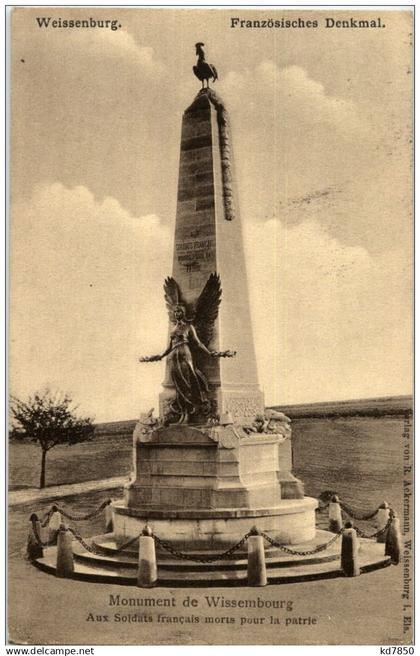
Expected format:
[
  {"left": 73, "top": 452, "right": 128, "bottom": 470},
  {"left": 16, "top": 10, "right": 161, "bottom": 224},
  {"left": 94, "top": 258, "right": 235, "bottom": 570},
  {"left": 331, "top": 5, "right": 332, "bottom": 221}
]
[
  {"left": 40, "top": 499, "right": 111, "bottom": 525},
  {"left": 259, "top": 529, "right": 343, "bottom": 555},
  {"left": 28, "top": 495, "right": 396, "bottom": 564},
  {"left": 30, "top": 518, "right": 58, "bottom": 548},
  {"left": 152, "top": 531, "right": 253, "bottom": 563},
  {"left": 40, "top": 508, "right": 54, "bottom": 528},
  {"left": 315, "top": 503, "right": 329, "bottom": 513},
  {"left": 353, "top": 516, "right": 393, "bottom": 540},
  {"left": 66, "top": 526, "right": 140, "bottom": 556},
  {"left": 339, "top": 501, "right": 383, "bottom": 522}
]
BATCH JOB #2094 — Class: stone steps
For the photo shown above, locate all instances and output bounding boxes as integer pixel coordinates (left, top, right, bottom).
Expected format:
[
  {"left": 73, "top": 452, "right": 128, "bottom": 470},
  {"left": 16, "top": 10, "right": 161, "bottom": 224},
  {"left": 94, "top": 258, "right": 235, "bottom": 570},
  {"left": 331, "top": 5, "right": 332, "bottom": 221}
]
[
  {"left": 78, "top": 530, "right": 342, "bottom": 571},
  {"left": 72, "top": 546, "right": 340, "bottom": 572},
  {"left": 91, "top": 529, "right": 336, "bottom": 557},
  {"left": 32, "top": 532, "right": 391, "bottom": 586}
]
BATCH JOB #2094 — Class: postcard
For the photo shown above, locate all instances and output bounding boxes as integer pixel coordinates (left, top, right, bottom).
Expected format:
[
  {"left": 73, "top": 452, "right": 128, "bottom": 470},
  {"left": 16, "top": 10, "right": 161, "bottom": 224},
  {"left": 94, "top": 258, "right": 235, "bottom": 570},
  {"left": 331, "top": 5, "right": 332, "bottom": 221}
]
[{"left": 8, "top": 6, "right": 413, "bottom": 647}]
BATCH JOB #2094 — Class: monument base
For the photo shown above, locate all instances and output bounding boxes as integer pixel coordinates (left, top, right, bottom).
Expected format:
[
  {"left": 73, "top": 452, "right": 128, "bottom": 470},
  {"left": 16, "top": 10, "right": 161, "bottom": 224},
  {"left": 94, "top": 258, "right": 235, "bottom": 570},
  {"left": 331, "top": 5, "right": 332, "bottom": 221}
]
[
  {"left": 33, "top": 529, "right": 392, "bottom": 585},
  {"left": 31, "top": 412, "right": 391, "bottom": 586},
  {"left": 113, "top": 497, "right": 317, "bottom": 548},
  {"left": 117, "top": 423, "right": 316, "bottom": 548}
]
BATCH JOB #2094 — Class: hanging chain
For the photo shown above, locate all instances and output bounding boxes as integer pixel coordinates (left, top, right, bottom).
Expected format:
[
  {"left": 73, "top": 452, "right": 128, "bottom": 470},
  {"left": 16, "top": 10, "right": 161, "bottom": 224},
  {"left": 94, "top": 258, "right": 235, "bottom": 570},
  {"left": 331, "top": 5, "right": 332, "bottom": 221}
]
[
  {"left": 40, "top": 508, "right": 54, "bottom": 528},
  {"left": 353, "top": 516, "right": 392, "bottom": 539},
  {"left": 66, "top": 527, "right": 140, "bottom": 555},
  {"left": 113, "top": 534, "right": 142, "bottom": 553},
  {"left": 315, "top": 502, "right": 330, "bottom": 513},
  {"left": 66, "top": 526, "right": 99, "bottom": 553},
  {"left": 152, "top": 531, "right": 253, "bottom": 563},
  {"left": 260, "top": 530, "right": 343, "bottom": 556},
  {"left": 52, "top": 499, "right": 111, "bottom": 522},
  {"left": 29, "top": 494, "right": 395, "bottom": 563},
  {"left": 339, "top": 501, "right": 382, "bottom": 522},
  {"left": 31, "top": 520, "right": 57, "bottom": 547}
]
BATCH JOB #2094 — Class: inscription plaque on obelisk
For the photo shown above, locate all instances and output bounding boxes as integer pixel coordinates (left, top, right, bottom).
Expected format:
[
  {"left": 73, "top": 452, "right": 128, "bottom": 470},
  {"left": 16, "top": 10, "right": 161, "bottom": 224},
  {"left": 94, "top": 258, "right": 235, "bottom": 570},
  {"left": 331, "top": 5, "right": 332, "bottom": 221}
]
[{"left": 158, "top": 88, "right": 264, "bottom": 424}]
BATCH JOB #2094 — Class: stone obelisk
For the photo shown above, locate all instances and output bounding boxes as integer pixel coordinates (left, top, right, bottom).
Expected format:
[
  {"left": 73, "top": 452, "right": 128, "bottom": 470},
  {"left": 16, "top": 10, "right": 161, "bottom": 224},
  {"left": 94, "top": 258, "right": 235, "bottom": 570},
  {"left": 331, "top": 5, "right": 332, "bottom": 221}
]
[
  {"left": 159, "top": 89, "right": 264, "bottom": 425},
  {"left": 118, "top": 49, "right": 316, "bottom": 550},
  {"left": 34, "top": 48, "right": 388, "bottom": 585}
]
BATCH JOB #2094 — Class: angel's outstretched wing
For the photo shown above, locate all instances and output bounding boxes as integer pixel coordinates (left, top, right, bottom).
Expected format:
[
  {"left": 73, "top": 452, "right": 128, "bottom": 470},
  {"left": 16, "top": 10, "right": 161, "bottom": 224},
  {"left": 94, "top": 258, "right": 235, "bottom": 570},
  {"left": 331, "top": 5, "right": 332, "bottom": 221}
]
[
  {"left": 164, "top": 277, "right": 184, "bottom": 323},
  {"left": 194, "top": 273, "right": 222, "bottom": 347}
]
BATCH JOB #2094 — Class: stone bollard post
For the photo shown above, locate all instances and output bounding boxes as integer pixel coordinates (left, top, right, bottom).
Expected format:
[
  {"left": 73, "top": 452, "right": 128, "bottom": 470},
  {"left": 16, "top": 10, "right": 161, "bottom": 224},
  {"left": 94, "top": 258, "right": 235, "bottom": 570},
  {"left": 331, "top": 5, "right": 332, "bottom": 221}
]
[
  {"left": 385, "top": 512, "right": 402, "bottom": 565},
  {"left": 105, "top": 499, "right": 114, "bottom": 533},
  {"left": 247, "top": 528, "right": 267, "bottom": 587},
  {"left": 375, "top": 501, "right": 390, "bottom": 544},
  {"left": 56, "top": 525, "right": 74, "bottom": 578},
  {"left": 341, "top": 521, "right": 360, "bottom": 577},
  {"left": 27, "top": 513, "right": 43, "bottom": 560},
  {"left": 137, "top": 526, "right": 157, "bottom": 588},
  {"left": 329, "top": 495, "right": 343, "bottom": 533},
  {"left": 48, "top": 506, "right": 62, "bottom": 545}
]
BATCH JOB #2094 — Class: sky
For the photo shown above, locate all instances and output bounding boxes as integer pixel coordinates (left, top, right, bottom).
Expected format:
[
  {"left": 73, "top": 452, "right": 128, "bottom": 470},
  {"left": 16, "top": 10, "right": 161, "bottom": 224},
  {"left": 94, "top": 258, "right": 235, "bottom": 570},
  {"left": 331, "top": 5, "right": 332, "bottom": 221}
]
[{"left": 10, "top": 8, "right": 413, "bottom": 422}]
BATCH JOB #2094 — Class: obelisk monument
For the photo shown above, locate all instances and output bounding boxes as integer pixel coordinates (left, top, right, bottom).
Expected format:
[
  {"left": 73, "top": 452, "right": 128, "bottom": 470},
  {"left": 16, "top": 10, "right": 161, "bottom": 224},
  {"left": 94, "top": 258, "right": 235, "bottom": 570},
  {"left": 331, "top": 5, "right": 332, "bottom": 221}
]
[
  {"left": 158, "top": 85, "right": 264, "bottom": 425},
  {"left": 31, "top": 44, "right": 390, "bottom": 586},
  {"left": 122, "top": 42, "right": 312, "bottom": 520}
]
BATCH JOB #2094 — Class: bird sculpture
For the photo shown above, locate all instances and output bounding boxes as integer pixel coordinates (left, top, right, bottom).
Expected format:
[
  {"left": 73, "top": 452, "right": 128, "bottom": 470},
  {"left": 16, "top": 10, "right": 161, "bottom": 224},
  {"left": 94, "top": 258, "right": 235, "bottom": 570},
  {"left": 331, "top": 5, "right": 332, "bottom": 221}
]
[{"left": 193, "top": 42, "right": 218, "bottom": 88}]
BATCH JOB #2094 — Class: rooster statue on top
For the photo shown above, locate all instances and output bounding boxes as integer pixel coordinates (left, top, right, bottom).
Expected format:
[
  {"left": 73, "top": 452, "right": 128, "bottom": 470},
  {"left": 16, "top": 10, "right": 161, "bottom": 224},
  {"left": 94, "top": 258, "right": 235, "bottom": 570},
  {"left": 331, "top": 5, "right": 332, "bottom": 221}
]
[{"left": 193, "top": 43, "right": 218, "bottom": 89}]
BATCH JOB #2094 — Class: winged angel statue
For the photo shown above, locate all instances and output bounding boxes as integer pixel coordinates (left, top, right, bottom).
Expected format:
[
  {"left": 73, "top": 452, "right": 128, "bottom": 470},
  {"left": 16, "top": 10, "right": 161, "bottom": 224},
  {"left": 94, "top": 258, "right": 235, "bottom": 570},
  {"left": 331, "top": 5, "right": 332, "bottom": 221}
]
[{"left": 139, "top": 273, "right": 236, "bottom": 424}]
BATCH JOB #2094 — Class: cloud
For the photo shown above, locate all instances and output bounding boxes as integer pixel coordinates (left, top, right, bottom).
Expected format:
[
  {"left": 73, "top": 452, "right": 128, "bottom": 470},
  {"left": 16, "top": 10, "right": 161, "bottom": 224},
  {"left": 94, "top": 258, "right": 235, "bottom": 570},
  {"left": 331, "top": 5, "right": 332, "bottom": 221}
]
[
  {"left": 78, "top": 30, "right": 165, "bottom": 73},
  {"left": 244, "top": 218, "right": 412, "bottom": 405},
  {"left": 12, "top": 20, "right": 171, "bottom": 222},
  {"left": 217, "top": 60, "right": 410, "bottom": 256},
  {"left": 10, "top": 183, "right": 412, "bottom": 421},
  {"left": 219, "top": 61, "right": 363, "bottom": 211},
  {"left": 220, "top": 62, "right": 359, "bottom": 132},
  {"left": 13, "top": 33, "right": 410, "bottom": 258},
  {"left": 13, "top": 11, "right": 165, "bottom": 75},
  {"left": 260, "top": 62, "right": 358, "bottom": 130},
  {"left": 10, "top": 183, "right": 172, "bottom": 420}
]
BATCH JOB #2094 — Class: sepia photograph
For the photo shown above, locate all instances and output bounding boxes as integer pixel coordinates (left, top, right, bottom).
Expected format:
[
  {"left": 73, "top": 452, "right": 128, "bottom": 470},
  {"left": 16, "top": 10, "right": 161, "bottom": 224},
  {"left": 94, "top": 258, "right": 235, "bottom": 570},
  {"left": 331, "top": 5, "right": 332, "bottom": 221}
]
[{"left": 7, "top": 5, "right": 413, "bottom": 647}]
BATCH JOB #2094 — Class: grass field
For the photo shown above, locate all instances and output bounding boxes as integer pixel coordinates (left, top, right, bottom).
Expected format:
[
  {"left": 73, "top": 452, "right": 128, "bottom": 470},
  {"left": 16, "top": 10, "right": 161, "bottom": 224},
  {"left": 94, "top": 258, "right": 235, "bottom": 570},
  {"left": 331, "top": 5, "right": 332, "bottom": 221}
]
[
  {"left": 292, "top": 415, "right": 408, "bottom": 517},
  {"left": 277, "top": 395, "right": 412, "bottom": 418},
  {"left": 9, "top": 434, "right": 132, "bottom": 490}
]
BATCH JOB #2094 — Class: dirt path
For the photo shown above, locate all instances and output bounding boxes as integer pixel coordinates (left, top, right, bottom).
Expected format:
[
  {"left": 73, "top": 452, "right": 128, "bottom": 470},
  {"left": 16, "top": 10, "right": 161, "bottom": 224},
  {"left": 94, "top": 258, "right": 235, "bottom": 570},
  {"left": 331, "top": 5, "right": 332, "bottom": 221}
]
[{"left": 9, "top": 475, "right": 127, "bottom": 508}]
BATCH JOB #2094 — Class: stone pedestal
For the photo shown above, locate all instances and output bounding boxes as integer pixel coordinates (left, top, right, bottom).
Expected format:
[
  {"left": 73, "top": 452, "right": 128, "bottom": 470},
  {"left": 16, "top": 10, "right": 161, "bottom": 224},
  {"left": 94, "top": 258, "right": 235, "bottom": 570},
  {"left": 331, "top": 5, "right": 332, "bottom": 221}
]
[{"left": 115, "top": 424, "right": 316, "bottom": 549}]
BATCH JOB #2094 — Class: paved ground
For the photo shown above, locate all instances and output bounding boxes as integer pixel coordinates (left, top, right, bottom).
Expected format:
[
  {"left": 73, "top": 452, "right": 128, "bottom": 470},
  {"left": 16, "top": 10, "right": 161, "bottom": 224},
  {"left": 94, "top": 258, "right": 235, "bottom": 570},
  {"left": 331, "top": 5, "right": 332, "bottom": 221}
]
[
  {"left": 7, "top": 487, "right": 414, "bottom": 646},
  {"left": 8, "top": 475, "right": 127, "bottom": 508},
  {"left": 8, "top": 555, "right": 412, "bottom": 645}
]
